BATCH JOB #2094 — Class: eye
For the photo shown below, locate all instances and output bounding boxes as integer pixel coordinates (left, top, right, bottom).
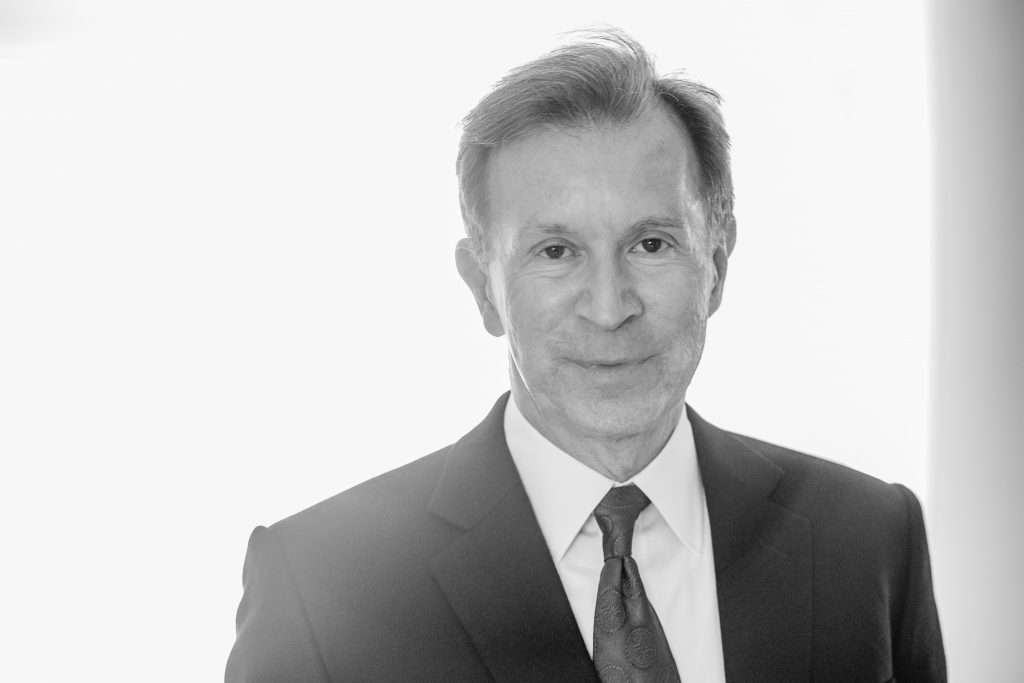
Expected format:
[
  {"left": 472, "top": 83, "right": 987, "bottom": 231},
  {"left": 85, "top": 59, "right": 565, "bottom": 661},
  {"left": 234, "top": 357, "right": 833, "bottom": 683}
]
[
  {"left": 542, "top": 245, "right": 568, "bottom": 259},
  {"left": 638, "top": 238, "right": 664, "bottom": 253}
]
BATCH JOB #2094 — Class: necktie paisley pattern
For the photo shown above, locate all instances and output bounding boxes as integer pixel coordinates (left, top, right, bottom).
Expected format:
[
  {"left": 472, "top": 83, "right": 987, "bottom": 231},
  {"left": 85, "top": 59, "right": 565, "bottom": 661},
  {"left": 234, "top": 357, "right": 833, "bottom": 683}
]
[{"left": 593, "top": 485, "right": 681, "bottom": 683}]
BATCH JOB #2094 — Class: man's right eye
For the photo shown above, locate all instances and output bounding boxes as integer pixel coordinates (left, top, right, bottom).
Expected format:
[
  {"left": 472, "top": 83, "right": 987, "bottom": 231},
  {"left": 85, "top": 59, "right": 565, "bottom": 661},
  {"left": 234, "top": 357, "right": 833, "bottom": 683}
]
[{"left": 542, "top": 245, "right": 567, "bottom": 259}]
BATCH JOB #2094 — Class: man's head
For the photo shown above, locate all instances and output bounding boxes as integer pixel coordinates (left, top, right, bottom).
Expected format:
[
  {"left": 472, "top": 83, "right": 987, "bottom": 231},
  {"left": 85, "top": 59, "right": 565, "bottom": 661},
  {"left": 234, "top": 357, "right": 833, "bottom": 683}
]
[{"left": 455, "top": 30, "right": 737, "bottom": 457}]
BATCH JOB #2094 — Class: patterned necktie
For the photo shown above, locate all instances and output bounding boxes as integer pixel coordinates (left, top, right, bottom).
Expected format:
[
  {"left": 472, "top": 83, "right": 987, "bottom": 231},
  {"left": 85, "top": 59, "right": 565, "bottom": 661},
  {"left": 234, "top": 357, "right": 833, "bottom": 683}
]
[{"left": 593, "top": 485, "right": 681, "bottom": 683}]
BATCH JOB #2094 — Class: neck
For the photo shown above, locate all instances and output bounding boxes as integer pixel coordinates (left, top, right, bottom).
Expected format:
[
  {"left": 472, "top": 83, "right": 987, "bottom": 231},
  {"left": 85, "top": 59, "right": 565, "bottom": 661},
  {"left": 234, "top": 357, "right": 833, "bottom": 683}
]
[{"left": 510, "top": 382, "right": 683, "bottom": 483}]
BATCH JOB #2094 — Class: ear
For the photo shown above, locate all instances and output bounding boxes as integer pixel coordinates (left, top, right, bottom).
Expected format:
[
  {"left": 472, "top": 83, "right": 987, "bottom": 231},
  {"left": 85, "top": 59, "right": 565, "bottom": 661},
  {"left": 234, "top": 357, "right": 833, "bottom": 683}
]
[
  {"left": 455, "top": 238, "right": 506, "bottom": 337},
  {"left": 708, "top": 214, "right": 737, "bottom": 317}
]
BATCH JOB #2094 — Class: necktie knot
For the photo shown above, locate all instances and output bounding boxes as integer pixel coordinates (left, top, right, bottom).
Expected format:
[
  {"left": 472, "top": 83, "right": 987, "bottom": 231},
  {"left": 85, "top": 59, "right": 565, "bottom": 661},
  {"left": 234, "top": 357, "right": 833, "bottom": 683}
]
[{"left": 594, "top": 484, "right": 650, "bottom": 561}]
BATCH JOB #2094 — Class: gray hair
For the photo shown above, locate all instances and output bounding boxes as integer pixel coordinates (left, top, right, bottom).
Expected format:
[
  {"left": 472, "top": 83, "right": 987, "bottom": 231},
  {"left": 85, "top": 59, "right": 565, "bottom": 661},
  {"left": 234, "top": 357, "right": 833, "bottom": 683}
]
[{"left": 456, "top": 29, "right": 734, "bottom": 261}]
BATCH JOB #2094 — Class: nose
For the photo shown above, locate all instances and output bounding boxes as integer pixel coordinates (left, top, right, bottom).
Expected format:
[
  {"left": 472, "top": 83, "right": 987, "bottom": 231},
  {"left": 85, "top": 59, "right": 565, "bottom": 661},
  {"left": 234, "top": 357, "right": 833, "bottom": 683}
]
[{"left": 575, "top": 255, "right": 643, "bottom": 330}]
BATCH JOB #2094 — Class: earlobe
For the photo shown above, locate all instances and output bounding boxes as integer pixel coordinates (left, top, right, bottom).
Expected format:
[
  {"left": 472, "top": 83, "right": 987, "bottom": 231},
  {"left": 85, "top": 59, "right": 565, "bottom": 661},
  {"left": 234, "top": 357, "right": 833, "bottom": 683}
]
[{"left": 455, "top": 238, "right": 506, "bottom": 337}]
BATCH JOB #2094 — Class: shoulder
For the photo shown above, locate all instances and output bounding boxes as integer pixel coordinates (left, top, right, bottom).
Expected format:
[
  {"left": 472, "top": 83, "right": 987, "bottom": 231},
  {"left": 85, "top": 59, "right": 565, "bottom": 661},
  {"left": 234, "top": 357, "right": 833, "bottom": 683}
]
[
  {"left": 242, "top": 441, "right": 468, "bottom": 631},
  {"left": 720, "top": 429, "right": 944, "bottom": 678},
  {"left": 727, "top": 430, "right": 925, "bottom": 555},
  {"left": 688, "top": 404, "right": 920, "bottom": 529},
  {"left": 268, "top": 443, "right": 454, "bottom": 549},
  {"left": 227, "top": 445, "right": 475, "bottom": 680},
  {"left": 269, "top": 393, "right": 511, "bottom": 542},
  {"left": 739, "top": 432, "right": 914, "bottom": 507},
  {"left": 259, "top": 393, "right": 511, "bottom": 568}
]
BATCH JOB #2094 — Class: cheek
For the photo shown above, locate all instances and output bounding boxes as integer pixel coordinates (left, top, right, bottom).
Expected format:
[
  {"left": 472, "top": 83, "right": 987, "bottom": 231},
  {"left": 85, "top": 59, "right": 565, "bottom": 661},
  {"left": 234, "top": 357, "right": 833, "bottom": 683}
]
[
  {"left": 638, "top": 276, "right": 713, "bottom": 364},
  {"left": 501, "top": 282, "right": 571, "bottom": 363},
  {"left": 645, "top": 265, "right": 712, "bottom": 316},
  {"left": 503, "top": 277, "right": 566, "bottom": 330},
  {"left": 677, "top": 294, "right": 711, "bottom": 339}
]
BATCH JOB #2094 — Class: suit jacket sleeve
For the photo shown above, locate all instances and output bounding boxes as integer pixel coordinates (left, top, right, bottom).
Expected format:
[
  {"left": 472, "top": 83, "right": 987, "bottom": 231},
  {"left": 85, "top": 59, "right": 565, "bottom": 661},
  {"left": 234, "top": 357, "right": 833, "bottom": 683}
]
[
  {"left": 893, "top": 485, "right": 947, "bottom": 681},
  {"left": 225, "top": 526, "right": 330, "bottom": 683}
]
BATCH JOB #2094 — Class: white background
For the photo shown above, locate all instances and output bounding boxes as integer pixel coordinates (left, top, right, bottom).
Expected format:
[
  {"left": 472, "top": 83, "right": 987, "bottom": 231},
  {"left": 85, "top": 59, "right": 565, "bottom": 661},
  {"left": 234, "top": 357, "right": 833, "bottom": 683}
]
[{"left": 0, "top": 1, "right": 932, "bottom": 680}]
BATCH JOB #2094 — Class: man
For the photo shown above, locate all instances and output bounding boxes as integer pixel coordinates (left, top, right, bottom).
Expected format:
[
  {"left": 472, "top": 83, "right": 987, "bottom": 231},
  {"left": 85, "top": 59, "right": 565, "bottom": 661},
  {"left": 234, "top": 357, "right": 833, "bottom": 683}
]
[{"left": 227, "top": 31, "right": 945, "bottom": 681}]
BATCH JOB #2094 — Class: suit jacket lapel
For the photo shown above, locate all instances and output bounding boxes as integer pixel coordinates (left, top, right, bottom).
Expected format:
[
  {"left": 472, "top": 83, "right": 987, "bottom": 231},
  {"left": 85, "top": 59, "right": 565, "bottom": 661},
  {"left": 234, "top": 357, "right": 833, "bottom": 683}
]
[
  {"left": 688, "top": 406, "right": 813, "bottom": 681},
  {"left": 427, "top": 394, "right": 599, "bottom": 682}
]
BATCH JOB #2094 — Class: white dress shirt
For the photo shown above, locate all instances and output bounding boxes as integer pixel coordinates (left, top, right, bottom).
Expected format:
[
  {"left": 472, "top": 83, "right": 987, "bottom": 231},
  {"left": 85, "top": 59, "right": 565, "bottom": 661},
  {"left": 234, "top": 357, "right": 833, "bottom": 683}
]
[{"left": 504, "top": 398, "right": 726, "bottom": 682}]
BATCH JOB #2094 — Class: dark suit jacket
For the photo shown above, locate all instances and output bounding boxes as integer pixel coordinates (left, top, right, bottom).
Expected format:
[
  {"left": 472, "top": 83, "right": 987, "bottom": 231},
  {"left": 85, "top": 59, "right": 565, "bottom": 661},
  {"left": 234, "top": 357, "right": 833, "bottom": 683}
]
[{"left": 226, "top": 394, "right": 945, "bottom": 681}]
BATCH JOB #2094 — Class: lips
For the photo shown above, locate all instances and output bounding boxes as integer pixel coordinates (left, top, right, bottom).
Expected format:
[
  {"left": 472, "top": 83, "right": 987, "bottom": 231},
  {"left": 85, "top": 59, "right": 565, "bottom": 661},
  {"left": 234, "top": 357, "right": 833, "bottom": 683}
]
[{"left": 571, "top": 355, "right": 651, "bottom": 368}]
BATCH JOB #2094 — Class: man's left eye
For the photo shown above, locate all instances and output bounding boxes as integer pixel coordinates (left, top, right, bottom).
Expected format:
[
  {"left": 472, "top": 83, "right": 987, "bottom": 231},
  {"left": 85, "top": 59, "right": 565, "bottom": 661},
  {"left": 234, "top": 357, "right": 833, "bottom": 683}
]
[{"left": 638, "top": 238, "right": 664, "bottom": 253}]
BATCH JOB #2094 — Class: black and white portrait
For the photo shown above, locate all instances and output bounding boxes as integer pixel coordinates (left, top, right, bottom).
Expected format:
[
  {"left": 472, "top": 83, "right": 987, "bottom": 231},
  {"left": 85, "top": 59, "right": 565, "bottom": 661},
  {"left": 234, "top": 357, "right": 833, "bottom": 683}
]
[{"left": 1, "top": 1, "right": 1021, "bottom": 680}]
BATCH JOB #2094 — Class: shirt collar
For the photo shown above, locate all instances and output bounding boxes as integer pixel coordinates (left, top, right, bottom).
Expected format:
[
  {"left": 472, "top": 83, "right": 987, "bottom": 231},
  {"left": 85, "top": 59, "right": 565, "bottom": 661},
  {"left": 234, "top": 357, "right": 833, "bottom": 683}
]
[{"left": 503, "top": 397, "right": 705, "bottom": 564}]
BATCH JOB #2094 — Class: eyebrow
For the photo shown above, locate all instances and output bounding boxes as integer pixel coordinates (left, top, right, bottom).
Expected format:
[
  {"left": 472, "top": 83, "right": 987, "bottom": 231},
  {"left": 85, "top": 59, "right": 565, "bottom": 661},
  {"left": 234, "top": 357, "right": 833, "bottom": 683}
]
[
  {"left": 518, "top": 215, "right": 689, "bottom": 237},
  {"left": 629, "top": 215, "right": 688, "bottom": 233},
  {"left": 520, "top": 222, "right": 574, "bottom": 237},
  {"left": 520, "top": 214, "right": 688, "bottom": 232}
]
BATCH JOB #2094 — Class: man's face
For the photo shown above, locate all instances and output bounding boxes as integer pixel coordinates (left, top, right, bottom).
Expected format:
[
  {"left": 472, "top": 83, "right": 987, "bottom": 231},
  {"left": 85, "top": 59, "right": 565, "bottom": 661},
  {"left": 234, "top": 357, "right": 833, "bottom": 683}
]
[{"left": 462, "top": 107, "right": 729, "bottom": 442}]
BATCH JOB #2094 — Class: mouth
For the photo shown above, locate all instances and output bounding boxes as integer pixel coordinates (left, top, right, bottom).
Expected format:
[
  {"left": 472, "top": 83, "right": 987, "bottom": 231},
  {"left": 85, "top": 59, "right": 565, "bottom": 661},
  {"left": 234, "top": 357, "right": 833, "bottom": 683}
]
[
  {"left": 561, "top": 355, "right": 659, "bottom": 393},
  {"left": 571, "top": 355, "right": 652, "bottom": 370}
]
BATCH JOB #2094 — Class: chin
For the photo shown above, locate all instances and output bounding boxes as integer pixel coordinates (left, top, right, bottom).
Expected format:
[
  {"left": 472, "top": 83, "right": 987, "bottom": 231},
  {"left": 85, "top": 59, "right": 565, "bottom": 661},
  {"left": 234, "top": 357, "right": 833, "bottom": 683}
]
[{"left": 561, "top": 390, "right": 681, "bottom": 441}]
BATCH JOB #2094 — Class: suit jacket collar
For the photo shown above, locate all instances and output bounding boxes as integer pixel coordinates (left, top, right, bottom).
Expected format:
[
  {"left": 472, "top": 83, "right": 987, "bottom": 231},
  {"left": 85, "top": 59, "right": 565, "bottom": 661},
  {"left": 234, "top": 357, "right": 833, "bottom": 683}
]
[{"left": 427, "top": 395, "right": 812, "bottom": 682}]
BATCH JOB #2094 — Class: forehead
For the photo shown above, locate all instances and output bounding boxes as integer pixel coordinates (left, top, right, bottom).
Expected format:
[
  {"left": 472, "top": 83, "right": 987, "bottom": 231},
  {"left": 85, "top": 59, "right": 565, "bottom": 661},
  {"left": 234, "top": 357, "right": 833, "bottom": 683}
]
[{"left": 485, "top": 107, "right": 703, "bottom": 235}]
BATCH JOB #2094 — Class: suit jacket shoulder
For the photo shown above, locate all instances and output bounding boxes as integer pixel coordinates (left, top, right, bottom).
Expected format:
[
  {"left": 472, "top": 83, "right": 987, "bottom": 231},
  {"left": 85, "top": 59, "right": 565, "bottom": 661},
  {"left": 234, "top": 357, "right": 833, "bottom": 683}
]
[
  {"left": 274, "top": 441, "right": 453, "bottom": 556},
  {"left": 734, "top": 431, "right": 911, "bottom": 530},
  {"left": 227, "top": 395, "right": 597, "bottom": 681},
  {"left": 692, "top": 414, "right": 946, "bottom": 681},
  {"left": 229, "top": 442, "right": 491, "bottom": 681}
]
